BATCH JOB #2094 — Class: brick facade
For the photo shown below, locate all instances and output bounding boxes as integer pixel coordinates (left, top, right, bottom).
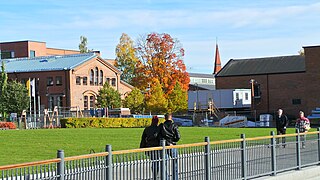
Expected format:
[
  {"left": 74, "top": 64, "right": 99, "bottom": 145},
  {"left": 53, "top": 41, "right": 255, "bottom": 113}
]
[
  {"left": 216, "top": 46, "right": 320, "bottom": 118},
  {"left": 0, "top": 40, "right": 80, "bottom": 58},
  {"left": 7, "top": 56, "right": 131, "bottom": 110}
]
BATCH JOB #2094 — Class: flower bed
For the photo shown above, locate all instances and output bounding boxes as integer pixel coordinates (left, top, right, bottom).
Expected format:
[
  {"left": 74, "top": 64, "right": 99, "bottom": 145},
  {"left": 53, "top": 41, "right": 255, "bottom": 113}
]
[{"left": 0, "top": 122, "right": 16, "bottom": 129}]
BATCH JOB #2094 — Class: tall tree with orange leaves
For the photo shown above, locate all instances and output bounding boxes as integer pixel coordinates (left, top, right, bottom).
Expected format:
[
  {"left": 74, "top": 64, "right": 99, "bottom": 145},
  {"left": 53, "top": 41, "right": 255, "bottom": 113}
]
[{"left": 134, "top": 33, "right": 189, "bottom": 113}]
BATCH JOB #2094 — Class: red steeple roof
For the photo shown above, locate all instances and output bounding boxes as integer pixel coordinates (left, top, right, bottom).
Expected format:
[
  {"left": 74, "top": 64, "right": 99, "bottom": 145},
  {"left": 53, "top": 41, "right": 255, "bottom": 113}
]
[{"left": 214, "top": 44, "right": 221, "bottom": 74}]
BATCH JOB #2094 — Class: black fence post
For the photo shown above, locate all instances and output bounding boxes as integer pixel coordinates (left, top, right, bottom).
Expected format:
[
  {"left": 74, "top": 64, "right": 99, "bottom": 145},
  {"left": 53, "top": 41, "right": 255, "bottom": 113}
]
[
  {"left": 160, "top": 140, "right": 166, "bottom": 180},
  {"left": 270, "top": 131, "right": 276, "bottom": 176},
  {"left": 106, "top": 145, "right": 112, "bottom": 180},
  {"left": 317, "top": 127, "right": 320, "bottom": 164},
  {"left": 241, "top": 134, "right": 247, "bottom": 180},
  {"left": 296, "top": 129, "right": 301, "bottom": 170},
  {"left": 205, "top": 136, "right": 211, "bottom": 180},
  {"left": 57, "top": 150, "right": 65, "bottom": 180}
]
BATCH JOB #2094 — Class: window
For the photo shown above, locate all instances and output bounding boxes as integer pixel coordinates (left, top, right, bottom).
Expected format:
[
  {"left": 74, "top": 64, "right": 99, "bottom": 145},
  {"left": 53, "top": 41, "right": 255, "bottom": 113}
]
[
  {"left": 1, "top": 51, "right": 15, "bottom": 59},
  {"left": 235, "top": 93, "right": 239, "bottom": 100},
  {"left": 21, "top": 78, "right": 27, "bottom": 85},
  {"left": 253, "top": 84, "right": 261, "bottom": 98},
  {"left": 57, "top": 96, "right": 63, "bottom": 107},
  {"left": 106, "top": 78, "right": 110, "bottom": 85},
  {"left": 76, "top": 76, "right": 81, "bottom": 85},
  {"left": 201, "top": 79, "right": 208, "bottom": 84},
  {"left": 47, "top": 77, "right": 53, "bottom": 86},
  {"left": 56, "top": 76, "right": 62, "bottom": 86},
  {"left": 48, "top": 96, "right": 54, "bottom": 110},
  {"left": 30, "top": 50, "right": 35, "bottom": 58},
  {"left": 245, "top": 93, "right": 249, "bottom": 100},
  {"left": 99, "top": 70, "right": 103, "bottom": 85},
  {"left": 84, "top": 96, "right": 88, "bottom": 110},
  {"left": 111, "top": 78, "right": 116, "bottom": 86},
  {"left": 90, "top": 69, "right": 94, "bottom": 85},
  {"left": 83, "top": 77, "right": 87, "bottom": 85},
  {"left": 292, "top": 99, "right": 301, "bottom": 105},
  {"left": 90, "top": 96, "right": 94, "bottom": 109},
  {"left": 95, "top": 67, "right": 99, "bottom": 85}
]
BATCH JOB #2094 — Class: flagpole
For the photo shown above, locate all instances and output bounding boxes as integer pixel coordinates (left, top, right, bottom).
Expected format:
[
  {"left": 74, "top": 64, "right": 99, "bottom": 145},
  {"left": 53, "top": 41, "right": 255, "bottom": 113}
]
[
  {"left": 37, "top": 78, "right": 41, "bottom": 128},
  {"left": 29, "top": 77, "right": 31, "bottom": 129},
  {"left": 33, "top": 78, "right": 36, "bottom": 127}
]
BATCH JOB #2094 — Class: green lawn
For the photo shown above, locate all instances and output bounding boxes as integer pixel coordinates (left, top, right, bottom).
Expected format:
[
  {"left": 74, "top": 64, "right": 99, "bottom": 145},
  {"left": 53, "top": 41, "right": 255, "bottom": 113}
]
[{"left": 0, "top": 127, "right": 301, "bottom": 166}]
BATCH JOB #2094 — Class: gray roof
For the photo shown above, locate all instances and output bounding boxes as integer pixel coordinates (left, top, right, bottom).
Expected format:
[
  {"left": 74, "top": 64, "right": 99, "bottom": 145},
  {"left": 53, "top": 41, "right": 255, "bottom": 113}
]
[
  {"left": 4, "top": 53, "right": 97, "bottom": 73},
  {"left": 216, "top": 55, "right": 305, "bottom": 77},
  {"left": 189, "top": 72, "right": 214, "bottom": 78}
]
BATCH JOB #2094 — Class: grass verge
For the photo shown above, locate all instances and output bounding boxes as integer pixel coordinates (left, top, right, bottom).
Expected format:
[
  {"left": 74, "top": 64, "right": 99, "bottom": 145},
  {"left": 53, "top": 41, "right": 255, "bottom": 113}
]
[{"left": 0, "top": 127, "right": 303, "bottom": 166}]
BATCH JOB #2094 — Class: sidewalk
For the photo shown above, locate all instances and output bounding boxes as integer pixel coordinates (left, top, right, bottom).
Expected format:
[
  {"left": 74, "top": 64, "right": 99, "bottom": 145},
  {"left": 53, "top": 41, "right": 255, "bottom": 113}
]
[{"left": 256, "top": 166, "right": 320, "bottom": 180}]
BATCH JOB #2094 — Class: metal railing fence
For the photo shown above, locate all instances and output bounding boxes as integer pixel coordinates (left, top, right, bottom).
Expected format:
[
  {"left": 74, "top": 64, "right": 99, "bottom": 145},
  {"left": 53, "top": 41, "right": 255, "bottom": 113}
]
[{"left": 1, "top": 129, "right": 320, "bottom": 180}]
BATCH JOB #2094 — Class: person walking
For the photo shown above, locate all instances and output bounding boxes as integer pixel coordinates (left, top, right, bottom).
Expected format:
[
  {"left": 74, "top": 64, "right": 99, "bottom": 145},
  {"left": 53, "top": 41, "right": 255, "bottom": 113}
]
[
  {"left": 275, "top": 109, "right": 289, "bottom": 147},
  {"left": 159, "top": 113, "right": 180, "bottom": 180},
  {"left": 140, "top": 116, "right": 161, "bottom": 179},
  {"left": 295, "top": 111, "right": 310, "bottom": 148}
]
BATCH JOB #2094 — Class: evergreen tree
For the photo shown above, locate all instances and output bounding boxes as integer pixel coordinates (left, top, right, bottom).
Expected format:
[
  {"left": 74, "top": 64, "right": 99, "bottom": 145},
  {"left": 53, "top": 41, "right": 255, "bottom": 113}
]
[
  {"left": 0, "top": 61, "right": 8, "bottom": 120},
  {"left": 4, "top": 80, "right": 29, "bottom": 116},
  {"left": 96, "top": 82, "right": 122, "bottom": 109}
]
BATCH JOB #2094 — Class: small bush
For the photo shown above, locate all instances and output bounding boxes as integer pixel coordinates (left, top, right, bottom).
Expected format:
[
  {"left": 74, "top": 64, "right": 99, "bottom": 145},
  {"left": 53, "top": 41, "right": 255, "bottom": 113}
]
[
  {"left": 60, "top": 117, "right": 165, "bottom": 128},
  {"left": 0, "top": 122, "right": 16, "bottom": 129}
]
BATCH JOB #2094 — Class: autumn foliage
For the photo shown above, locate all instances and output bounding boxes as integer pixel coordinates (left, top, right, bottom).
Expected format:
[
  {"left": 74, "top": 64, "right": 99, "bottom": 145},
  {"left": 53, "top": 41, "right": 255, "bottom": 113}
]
[
  {"left": 134, "top": 33, "right": 189, "bottom": 97},
  {"left": 117, "top": 32, "right": 190, "bottom": 114},
  {"left": 0, "top": 122, "right": 16, "bottom": 129}
]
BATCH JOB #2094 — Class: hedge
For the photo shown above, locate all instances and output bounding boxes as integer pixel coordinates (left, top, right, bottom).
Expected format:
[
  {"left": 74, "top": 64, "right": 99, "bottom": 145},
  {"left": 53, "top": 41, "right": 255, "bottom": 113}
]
[
  {"left": 60, "top": 117, "right": 165, "bottom": 128},
  {"left": 0, "top": 122, "right": 16, "bottom": 129}
]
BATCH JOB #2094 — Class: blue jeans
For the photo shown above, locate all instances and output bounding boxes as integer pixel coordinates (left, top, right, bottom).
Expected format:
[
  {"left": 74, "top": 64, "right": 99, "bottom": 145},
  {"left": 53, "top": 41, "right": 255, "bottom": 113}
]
[{"left": 166, "top": 148, "right": 178, "bottom": 180}]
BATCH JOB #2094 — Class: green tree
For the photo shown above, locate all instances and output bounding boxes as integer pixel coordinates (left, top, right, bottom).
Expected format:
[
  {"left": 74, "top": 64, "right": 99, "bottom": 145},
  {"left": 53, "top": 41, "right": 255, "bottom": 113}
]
[
  {"left": 145, "top": 80, "right": 168, "bottom": 114},
  {"left": 0, "top": 61, "right": 8, "bottom": 120},
  {"left": 4, "top": 80, "right": 29, "bottom": 116},
  {"left": 96, "top": 83, "right": 122, "bottom": 109},
  {"left": 79, "top": 36, "right": 89, "bottom": 53},
  {"left": 168, "top": 82, "right": 188, "bottom": 113},
  {"left": 115, "top": 33, "right": 139, "bottom": 84},
  {"left": 123, "top": 88, "right": 144, "bottom": 114}
]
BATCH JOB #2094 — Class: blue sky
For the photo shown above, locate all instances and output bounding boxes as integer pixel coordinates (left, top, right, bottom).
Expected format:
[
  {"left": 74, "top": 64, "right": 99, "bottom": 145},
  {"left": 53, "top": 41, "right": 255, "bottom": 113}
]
[{"left": 1, "top": 0, "right": 320, "bottom": 73}]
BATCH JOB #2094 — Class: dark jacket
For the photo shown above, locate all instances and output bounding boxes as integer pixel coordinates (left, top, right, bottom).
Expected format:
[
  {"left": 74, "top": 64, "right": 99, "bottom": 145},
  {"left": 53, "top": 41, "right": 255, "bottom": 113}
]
[
  {"left": 159, "top": 120, "right": 180, "bottom": 146},
  {"left": 140, "top": 125, "right": 160, "bottom": 148},
  {"left": 275, "top": 114, "right": 288, "bottom": 130}
]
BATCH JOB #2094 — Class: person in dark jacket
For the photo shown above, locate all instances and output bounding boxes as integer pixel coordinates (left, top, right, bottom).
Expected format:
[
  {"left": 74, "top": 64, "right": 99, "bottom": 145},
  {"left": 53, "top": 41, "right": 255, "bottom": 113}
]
[
  {"left": 275, "top": 109, "right": 289, "bottom": 147},
  {"left": 140, "top": 116, "right": 160, "bottom": 148},
  {"left": 159, "top": 113, "right": 180, "bottom": 180},
  {"left": 140, "top": 116, "right": 160, "bottom": 179}
]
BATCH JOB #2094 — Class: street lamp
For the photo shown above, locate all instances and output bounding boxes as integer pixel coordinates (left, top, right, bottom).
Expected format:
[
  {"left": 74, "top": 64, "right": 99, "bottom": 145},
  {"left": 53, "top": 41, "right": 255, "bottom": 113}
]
[
  {"left": 195, "top": 83, "right": 199, "bottom": 110},
  {"left": 250, "top": 79, "right": 256, "bottom": 124}
]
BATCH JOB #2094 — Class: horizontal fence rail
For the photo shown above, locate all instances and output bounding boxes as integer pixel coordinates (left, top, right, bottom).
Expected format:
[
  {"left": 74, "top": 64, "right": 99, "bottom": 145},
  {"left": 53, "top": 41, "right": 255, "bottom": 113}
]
[{"left": 1, "top": 129, "right": 320, "bottom": 180}]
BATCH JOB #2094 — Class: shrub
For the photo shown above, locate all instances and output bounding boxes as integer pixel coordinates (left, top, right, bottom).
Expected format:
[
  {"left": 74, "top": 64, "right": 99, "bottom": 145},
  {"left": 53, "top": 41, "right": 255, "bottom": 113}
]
[
  {"left": 60, "top": 117, "right": 165, "bottom": 128},
  {"left": 0, "top": 122, "right": 16, "bottom": 129}
]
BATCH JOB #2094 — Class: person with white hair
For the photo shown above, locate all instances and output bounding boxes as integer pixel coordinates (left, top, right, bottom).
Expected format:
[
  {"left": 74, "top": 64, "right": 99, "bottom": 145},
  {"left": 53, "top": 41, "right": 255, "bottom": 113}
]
[{"left": 275, "top": 108, "right": 289, "bottom": 147}]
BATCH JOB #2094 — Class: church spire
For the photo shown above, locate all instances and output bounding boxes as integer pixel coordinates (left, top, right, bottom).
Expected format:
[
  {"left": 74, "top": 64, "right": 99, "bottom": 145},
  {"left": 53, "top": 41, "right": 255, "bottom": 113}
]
[{"left": 213, "top": 43, "right": 221, "bottom": 74}]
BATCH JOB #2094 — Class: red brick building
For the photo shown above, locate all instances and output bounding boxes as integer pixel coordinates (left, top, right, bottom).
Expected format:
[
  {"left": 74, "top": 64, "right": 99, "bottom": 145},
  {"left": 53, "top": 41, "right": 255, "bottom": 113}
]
[
  {"left": 5, "top": 53, "right": 133, "bottom": 111},
  {"left": 1, "top": 40, "right": 132, "bottom": 112},
  {"left": 216, "top": 45, "right": 320, "bottom": 119},
  {"left": 0, "top": 40, "right": 80, "bottom": 59}
]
